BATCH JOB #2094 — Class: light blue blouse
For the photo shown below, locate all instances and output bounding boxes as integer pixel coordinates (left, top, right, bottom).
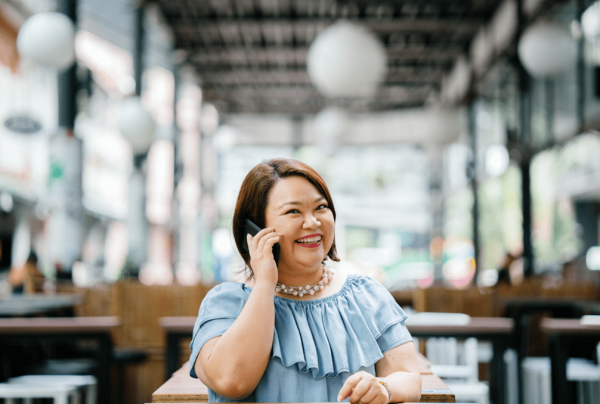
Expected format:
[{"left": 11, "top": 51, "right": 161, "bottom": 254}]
[{"left": 189, "top": 274, "right": 412, "bottom": 403}]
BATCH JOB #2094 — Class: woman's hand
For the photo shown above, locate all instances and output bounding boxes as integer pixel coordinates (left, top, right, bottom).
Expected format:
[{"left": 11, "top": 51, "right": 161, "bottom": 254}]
[
  {"left": 337, "top": 371, "right": 389, "bottom": 404},
  {"left": 247, "top": 228, "right": 281, "bottom": 286}
]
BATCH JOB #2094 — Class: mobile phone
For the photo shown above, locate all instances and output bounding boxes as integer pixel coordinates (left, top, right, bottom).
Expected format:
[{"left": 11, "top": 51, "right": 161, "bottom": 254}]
[{"left": 242, "top": 219, "right": 280, "bottom": 266}]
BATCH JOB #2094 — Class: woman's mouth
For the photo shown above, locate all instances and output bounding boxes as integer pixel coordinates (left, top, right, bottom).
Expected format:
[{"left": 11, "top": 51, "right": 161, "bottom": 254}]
[{"left": 294, "top": 235, "right": 322, "bottom": 248}]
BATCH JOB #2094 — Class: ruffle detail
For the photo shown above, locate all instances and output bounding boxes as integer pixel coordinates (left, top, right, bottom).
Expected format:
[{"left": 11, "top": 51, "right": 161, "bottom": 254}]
[
  {"left": 269, "top": 275, "right": 409, "bottom": 379},
  {"left": 190, "top": 275, "right": 411, "bottom": 381}
]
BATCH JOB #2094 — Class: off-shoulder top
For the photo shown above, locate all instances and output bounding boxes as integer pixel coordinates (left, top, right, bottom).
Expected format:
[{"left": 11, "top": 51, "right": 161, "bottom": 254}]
[{"left": 189, "top": 274, "right": 412, "bottom": 402}]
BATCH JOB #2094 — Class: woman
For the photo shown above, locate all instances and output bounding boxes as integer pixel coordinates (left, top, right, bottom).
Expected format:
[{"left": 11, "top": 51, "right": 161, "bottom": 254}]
[{"left": 189, "top": 158, "right": 421, "bottom": 403}]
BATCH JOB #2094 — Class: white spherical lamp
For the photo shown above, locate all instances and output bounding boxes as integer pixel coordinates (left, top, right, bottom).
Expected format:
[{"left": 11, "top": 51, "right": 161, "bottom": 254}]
[
  {"left": 517, "top": 22, "right": 577, "bottom": 77},
  {"left": 212, "top": 125, "right": 238, "bottom": 153},
  {"left": 307, "top": 21, "right": 387, "bottom": 98},
  {"left": 485, "top": 144, "right": 510, "bottom": 177},
  {"left": 17, "top": 12, "right": 76, "bottom": 70},
  {"left": 314, "top": 106, "right": 349, "bottom": 156},
  {"left": 201, "top": 103, "right": 219, "bottom": 135},
  {"left": 315, "top": 106, "right": 348, "bottom": 139},
  {"left": 118, "top": 97, "right": 156, "bottom": 155},
  {"left": 582, "top": 2, "right": 600, "bottom": 41}
]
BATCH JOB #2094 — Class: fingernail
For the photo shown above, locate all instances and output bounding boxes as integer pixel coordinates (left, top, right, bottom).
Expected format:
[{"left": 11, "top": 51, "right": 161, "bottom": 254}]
[{"left": 337, "top": 395, "right": 342, "bottom": 402}]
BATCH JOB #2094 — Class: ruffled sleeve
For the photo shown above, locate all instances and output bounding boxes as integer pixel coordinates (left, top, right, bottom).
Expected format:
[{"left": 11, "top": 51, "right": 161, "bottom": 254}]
[
  {"left": 353, "top": 275, "right": 412, "bottom": 353},
  {"left": 270, "top": 274, "right": 412, "bottom": 379},
  {"left": 188, "top": 282, "right": 250, "bottom": 378}
]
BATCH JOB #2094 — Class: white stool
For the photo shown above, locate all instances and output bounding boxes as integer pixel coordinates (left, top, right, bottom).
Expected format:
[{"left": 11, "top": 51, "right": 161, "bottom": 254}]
[
  {"left": 0, "top": 383, "right": 79, "bottom": 404},
  {"left": 426, "top": 337, "right": 490, "bottom": 404},
  {"left": 9, "top": 375, "right": 97, "bottom": 404},
  {"left": 522, "top": 356, "right": 600, "bottom": 404},
  {"left": 444, "top": 380, "right": 490, "bottom": 404},
  {"left": 521, "top": 357, "right": 551, "bottom": 404},
  {"left": 566, "top": 358, "right": 600, "bottom": 404}
]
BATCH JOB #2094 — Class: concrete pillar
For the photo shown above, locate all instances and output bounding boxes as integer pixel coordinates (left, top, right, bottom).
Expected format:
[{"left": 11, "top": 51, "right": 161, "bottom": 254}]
[
  {"left": 46, "top": 129, "right": 83, "bottom": 275},
  {"left": 427, "top": 146, "right": 445, "bottom": 282},
  {"left": 126, "top": 167, "right": 147, "bottom": 273},
  {"left": 45, "top": 0, "right": 83, "bottom": 277},
  {"left": 468, "top": 103, "right": 481, "bottom": 278},
  {"left": 173, "top": 82, "right": 202, "bottom": 285},
  {"left": 125, "top": 5, "right": 149, "bottom": 276}
]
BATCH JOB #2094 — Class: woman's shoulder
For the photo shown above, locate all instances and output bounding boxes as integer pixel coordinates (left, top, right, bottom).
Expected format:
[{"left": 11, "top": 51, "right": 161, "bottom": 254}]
[
  {"left": 198, "top": 282, "right": 251, "bottom": 320},
  {"left": 345, "top": 273, "right": 390, "bottom": 294},
  {"left": 344, "top": 274, "right": 406, "bottom": 315},
  {"left": 207, "top": 281, "right": 250, "bottom": 295},
  {"left": 204, "top": 281, "right": 251, "bottom": 303}
]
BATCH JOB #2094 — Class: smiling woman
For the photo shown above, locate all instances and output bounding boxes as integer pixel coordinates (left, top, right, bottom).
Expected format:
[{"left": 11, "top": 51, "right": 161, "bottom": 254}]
[
  {"left": 189, "top": 158, "right": 422, "bottom": 403},
  {"left": 231, "top": 158, "right": 340, "bottom": 280}
]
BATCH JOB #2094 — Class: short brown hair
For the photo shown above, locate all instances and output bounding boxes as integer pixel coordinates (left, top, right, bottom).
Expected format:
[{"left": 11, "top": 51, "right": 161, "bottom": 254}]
[{"left": 232, "top": 158, "right": 340, "bottom": 278}]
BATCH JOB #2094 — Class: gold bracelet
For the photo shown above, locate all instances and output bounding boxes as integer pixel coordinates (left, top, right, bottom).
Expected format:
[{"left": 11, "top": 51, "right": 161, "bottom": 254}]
[{"left": 376, "top": 378, "right": 392, "bottom": 403}]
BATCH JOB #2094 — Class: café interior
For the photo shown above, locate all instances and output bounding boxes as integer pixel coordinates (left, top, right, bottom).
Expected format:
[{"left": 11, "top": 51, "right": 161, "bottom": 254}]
[{"left": 2, "top": 0, "right": 600, "bottom": 403}]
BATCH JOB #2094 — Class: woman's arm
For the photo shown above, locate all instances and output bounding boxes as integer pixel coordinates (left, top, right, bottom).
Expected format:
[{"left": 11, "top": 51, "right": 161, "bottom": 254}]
[
  {"left": 375, "top": 342, "right": 422, "bottom": 402},
  {"left": 194, "top": 229, "right": 281, "bottom": 400},
  {"left": 338, "top": 342, "right": 421, "bottom": 403}
]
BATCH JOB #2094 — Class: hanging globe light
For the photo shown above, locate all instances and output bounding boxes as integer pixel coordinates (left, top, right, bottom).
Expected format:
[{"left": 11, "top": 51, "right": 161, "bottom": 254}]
[
  {"left": 485, "top": 144, "right": 510, "bottom": 177},
  {"left": 582, "top": 1, "right": 600, "bottom": 41},
  {"left": 517, "top": 22, "right": 577, "bottom": 77},
  {"left": 314, "top": 106, "right": 349, "bottom": 156},
  {"left": 16, "top": 12, "right": 76, "bottom": 70},
  {"left": 201, "top": 103, "right": 219, "bottom": 135},
  {"left": 212, "top": 125, "right": 238, "bottom": 153},
  {"left": 118, "top": 97, "right": 156, "bottom": 155},
  {"left": 307, "top": 21, "right": 387, "bottom": 98}
]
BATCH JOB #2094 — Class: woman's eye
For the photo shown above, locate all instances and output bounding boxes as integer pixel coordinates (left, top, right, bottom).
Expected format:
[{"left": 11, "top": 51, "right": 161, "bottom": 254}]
[
  {"left": 317, "top": 204, "right": 328, "bottom": 210},
  {"left": 286, "top": 209, "right": 300, "bottom": 214}
]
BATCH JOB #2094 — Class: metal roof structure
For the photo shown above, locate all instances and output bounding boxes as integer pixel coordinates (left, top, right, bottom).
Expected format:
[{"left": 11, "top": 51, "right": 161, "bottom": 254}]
[{"left": 149, "top": 0, "right": 510, "bottom": 115}]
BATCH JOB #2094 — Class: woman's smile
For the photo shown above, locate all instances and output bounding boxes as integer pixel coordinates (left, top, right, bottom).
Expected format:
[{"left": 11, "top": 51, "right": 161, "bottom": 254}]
[{"left": 295, "top": 234, "right": 323, "bottom": 248}]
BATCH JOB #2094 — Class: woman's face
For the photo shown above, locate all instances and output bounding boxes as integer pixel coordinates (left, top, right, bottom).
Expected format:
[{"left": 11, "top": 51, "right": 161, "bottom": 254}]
[{"left": 264, "top": 176, "right": 335, "bottom": 270}]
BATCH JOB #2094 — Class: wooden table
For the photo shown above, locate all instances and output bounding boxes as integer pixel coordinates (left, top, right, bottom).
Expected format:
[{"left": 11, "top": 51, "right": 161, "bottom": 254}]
[
  {"left": 152, "top": 354, "right": 454, "bottom": 403},
  {"left": 0, "top": 294, "right": 81, "bottom": 317},
  {"left": 500, "top": 297, "right": 587, "bottom": 404},
  {"left": 0, "top": 316, "right": 119, "bottom": 404},
  {"left": 160, "top": 316, "right": 197, "bottom": 380},
  {"left": 407, "top": 317, "right": 514, "bottom": 404},
  {"left": 541, "top": 318, "right": 600, "bottom": 404}
]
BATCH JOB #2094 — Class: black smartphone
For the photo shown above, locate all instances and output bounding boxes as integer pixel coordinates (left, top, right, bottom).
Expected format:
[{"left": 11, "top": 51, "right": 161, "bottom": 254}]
[{"left": 242, "top": 219, "right": 280, "bottom": 266}]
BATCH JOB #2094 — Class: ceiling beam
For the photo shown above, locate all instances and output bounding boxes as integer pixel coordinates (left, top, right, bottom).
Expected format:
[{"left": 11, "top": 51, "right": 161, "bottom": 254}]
[
  {"left": 203, "top": 84, "right": 433, "bottom": 101},
  {"left": 196, "top": 67, "right": 445, "bottom": 86},
  {"left": 189, "top": 46, "right": 463, "bottom": 66},
  {"left": 216, "top": 99, "right": 428, "bottom": 115},
  {"left": 171, "top": 18, "right": 483, "bottom": 35}
]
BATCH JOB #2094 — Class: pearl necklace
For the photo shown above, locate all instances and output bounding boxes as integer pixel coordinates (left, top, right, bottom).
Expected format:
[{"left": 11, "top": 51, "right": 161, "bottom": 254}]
[{"left": 276, "top": 265, "right": 334, "bottom": 298}]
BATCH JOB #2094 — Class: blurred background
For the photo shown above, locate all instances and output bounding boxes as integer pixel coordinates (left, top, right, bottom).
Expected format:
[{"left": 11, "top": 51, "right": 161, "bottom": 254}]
[{"left": 2, "top": 0, "right": 600, "bottom": 403}]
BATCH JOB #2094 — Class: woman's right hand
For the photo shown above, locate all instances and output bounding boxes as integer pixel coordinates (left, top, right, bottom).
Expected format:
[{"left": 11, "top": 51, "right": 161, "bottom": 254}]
[{"left": 247, "top": 228, "right": 281, "bottom": 286}]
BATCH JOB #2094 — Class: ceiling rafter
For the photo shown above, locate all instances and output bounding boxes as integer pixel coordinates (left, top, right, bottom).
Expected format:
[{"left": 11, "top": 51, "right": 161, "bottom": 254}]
[
  {"left": 189, "top": 46, "right": 463, "bottom": 65},
  {"left": 168, "top": 18, "right": 483, "bottom": 35},
  {"left": 216, "top": 98, "right": 429, "bottom": 114},
  {"left": 203, "top": 84, "right": 433, "bottom": 101},
  {"left": 196, "top": 67, "right": 445, "bottom": 86}
]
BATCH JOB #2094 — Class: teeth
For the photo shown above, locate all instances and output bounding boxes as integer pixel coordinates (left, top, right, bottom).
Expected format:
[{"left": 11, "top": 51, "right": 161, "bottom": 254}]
[{"left": 296, "top": 236, "right": 322, "bottom": 244}]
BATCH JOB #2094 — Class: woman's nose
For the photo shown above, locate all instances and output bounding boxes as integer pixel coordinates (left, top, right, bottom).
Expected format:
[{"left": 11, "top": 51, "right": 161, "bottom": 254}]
[{"left": 302, "top": 215, "right": 321, "bottom": 229}]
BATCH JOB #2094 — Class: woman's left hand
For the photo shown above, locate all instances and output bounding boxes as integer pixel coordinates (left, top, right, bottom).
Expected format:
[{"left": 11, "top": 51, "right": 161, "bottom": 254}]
[{"left": 337, "top": 371, "right": 389, "bottom": 404}]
